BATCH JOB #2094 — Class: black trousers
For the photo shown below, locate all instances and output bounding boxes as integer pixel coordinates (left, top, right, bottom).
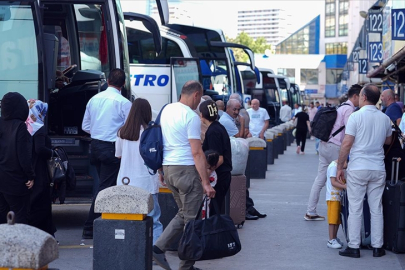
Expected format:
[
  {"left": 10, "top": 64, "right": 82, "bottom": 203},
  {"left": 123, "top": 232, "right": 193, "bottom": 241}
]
[
  {"left": 210, "top": 171, "right": 231, "bottom": 215},
  {"left": 246, "top": 189, "right": 255, "bottom": 213},
  {"left": 0, "top": 192, "right": 30, "bottom": 224},
  {"left": 296, "top": 128, "right": 308, "bottom": 152},
  {"left": 83, "top": 140, "right": 120, "bottom": 232},
  {"left": 28, "top": 183, "right": 56, "bottom": 236}
]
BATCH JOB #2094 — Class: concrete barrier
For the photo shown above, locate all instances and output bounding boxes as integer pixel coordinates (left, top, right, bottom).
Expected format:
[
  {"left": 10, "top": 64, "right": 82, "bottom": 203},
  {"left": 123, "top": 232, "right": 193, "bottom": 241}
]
[
  {"left": 271, "top": 127, "right": 284, "bottom": 156},
  {"left": 158, "top": 186, "right": 181, "bottom": 251},
  {"left": 93, "top": 177, "right": 153, "bottom": 270},
  {"left": 245, "top": 137, "right": 267, "bottom": 180},
  {"left": 265, "top": 130, "right": 275, "bottom": 165},
  {"left": 0, "top": 212, "right": 59, "bottom": 270}
]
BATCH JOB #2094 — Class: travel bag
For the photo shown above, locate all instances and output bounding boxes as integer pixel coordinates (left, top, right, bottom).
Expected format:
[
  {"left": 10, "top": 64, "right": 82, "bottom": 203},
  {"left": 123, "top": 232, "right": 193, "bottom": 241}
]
[
  {"left": 382, "top": 157, "right": 405, "bottom": 253},
  {"left": 178, "top": 197, "right": 242, "bottom": 261},
  {"left": 340, "top": 190, "right": 371, "bottom": 247},
  {"left": 228, "top": 174, "right": 246, "bottom": 228}
]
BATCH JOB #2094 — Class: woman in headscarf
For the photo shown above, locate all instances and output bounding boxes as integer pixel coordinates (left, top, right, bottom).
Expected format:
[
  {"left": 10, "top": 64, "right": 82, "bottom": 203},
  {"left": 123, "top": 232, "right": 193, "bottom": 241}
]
[
  {"left": 26, "top": 99, "right": 56, "bottom": 236},
  {"left": 0, "top": 92, "right": 35, "bottom": 224}
]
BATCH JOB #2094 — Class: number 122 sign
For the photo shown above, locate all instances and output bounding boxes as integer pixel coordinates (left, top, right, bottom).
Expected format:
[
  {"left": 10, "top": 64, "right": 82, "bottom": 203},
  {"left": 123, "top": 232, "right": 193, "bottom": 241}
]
[{"left": 392, "top": 9, "right": 405, "bottom": 40}]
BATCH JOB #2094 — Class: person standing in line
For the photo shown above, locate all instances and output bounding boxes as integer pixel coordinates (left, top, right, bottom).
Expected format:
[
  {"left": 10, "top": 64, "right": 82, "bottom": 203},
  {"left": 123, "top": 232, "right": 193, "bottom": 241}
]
[
  {"left": 381, "top": 89, "right": 402, "bottom": 126},
  {"left": 304, "top": 84, "right": 360, "bottom": 221},
  {"left": 247, "top": 99, "right": 270, "bottom": 139},
  {"left": 292, "top": 103, "right": 302, "bottom": 118},
  {"left": 215, "top": 100, "right": 225, "bottom": 118},
  {"left": 81, "top": 69, "right": 132, "bottom": 239},
  {"left": 279, "top": 101, "right": 292, "bottom": 123},
  {"left": 0, "top": 92, "right": 35, "bottom": 224},
  {"left": 26, "top": 99, "right": 56, "bottom": 236},
  {"left": 152, "top": 81, "right": 215, "bottom": 270},
  {"left": 307, "top": 102, "right": 317, "bottom": 140},
  {"left": 293, "top": 106, "right": 311, "bottom": 155},
  {"left": 337, "top": 84, "right": 392, "bottom": 258},
  {"left": 219, "top": 99, "right": 245, "bottom": 138},
  {"left": 229, "top": 93, "right": 251, "bottom": 138},
  {"left": 200, "top": 100, "right": 232, "bottom": 216},
  {"left": 115, "top": 98, "right": 162, "bottom": 245}
]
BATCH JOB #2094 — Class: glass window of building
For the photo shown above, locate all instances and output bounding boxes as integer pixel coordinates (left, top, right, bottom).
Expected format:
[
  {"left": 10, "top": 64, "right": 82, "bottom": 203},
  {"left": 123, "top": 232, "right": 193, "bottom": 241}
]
[
  {"left": 325, "top": 42, "right": 348, "bottom": 54},
  {"left": 326, "top": 69, "right": 343, "bottom": 84},
  {"left": 339, "top": 0, "right": 349, "bottom": 36},
  {"left": 277, "top": 68, "right": 296, "bottom": 83},
  {"left": 325, "top": 0, "right": 336, "bottom": 37},
  {"left": 301, "top": 69, "right": 318, "bottom": 84}
]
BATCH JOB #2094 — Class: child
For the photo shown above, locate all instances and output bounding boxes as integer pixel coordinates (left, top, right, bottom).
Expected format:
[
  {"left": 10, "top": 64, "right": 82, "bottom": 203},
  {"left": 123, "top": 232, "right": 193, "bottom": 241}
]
[
  {"left": 326, "top": 158, "right": 348, "bottom": 249},
  {"left": 201, "top": 150, "right": 219, "bottom": 219}
]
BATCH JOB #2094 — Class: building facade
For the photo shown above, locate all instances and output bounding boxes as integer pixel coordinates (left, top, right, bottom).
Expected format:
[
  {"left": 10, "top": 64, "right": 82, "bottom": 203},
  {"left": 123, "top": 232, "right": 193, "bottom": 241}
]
[{"left": 237, "top": 9, "right": 293, "bottom": 45}]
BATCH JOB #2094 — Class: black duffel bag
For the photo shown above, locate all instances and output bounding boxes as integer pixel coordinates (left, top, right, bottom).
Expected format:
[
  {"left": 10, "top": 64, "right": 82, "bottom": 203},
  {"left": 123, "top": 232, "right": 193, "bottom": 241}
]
[{"left": 178, "top": 196, "right": 242, "bottom": 261}]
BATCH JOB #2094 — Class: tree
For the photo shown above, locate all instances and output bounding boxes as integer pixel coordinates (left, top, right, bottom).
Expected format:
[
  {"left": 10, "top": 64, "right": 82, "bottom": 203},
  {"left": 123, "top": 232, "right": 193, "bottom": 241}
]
[{"left": 226, "top": 32, "right": 272, "bottom": 62}]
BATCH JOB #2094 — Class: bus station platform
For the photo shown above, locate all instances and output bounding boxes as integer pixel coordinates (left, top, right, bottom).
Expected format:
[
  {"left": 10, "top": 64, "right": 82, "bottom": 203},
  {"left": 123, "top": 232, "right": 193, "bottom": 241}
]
[{"left": 49, "top": 139, "right": 405, "bottom": 270}]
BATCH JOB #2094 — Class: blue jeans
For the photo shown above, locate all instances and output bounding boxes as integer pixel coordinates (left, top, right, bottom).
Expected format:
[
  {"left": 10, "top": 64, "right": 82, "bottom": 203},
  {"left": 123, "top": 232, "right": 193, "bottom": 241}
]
[
  {"left": 315, "top": 138, "right": 320, "bottom": 152},
  {"left": 148, "top": 193, "right": 163, "bottom": 245}
]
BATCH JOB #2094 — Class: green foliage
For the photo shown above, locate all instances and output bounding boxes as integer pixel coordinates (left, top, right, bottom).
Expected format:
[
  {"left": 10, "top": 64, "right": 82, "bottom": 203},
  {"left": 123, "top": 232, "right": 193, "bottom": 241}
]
[{"left": 226, "top": 32, "right": 272, "bottom": 62}]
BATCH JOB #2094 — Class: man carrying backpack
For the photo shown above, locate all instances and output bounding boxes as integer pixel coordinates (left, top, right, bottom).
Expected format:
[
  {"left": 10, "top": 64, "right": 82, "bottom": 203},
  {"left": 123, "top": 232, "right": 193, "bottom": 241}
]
[
  {"left": 152, "top": 80, "right": 216, "bottom": 270},
  {"left": 304, "top": 84, "right": 361, "bottom": 221}
]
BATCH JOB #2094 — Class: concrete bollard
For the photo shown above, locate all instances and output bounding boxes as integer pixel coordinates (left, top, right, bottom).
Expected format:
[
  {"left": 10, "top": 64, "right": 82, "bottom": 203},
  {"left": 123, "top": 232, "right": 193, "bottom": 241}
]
[
  {"left": 245, "top": 137, "right": 267, "bottom": 180},
  {"left": 265, "top": 130, "right": 275, "bottom": 165},
  {"left": 158, "top": 186, "right": 181, "bottom": 251},
  {"left": 0, "top": 212, "right": 59, "bottom": 270},
  {"left": 93, "top": 177, "right": 153, "bottom": 270},
  {"left": 280, "top": 124, "right": 288, "bottom": 150},
  {"left": 273, "top": 127, "right": 284, "bottom": 155},
  {"left": 270, "top": 129, "right": 279, "bottom": 159}
]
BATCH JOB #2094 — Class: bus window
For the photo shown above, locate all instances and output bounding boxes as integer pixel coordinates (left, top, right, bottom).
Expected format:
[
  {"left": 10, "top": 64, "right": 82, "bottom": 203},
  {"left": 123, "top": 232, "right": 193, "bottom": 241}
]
[
  {"left": 127, "top": 28, "right": 182, "bottom": 64},
  {"left": 201, "top": 59, "right": 229, "bottom": 94},
  {"left": 0, "top": 3, "right": 38, "bottom": 100},
  {"left": 240, "top": 69, "right": 256, "bottom": 95},
  {"left": 55, "top": 25, "right": 71, "bottom": 72},
  {"left": 74, "top": 4, "right": 109, "bottom": 74}
]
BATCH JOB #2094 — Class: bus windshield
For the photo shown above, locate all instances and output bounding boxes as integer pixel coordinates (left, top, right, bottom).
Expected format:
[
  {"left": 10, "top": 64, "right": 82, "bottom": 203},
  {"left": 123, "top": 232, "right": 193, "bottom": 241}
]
[{"left": 0, "top": 3, "right": 39, "bottom": 100}]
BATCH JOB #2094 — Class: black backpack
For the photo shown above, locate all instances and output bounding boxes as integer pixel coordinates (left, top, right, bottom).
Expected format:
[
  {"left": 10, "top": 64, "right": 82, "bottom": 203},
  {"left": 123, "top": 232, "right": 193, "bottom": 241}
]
[
  {"left": 310, "top": 103, "right": 349, "bottom": 142},
  {"left": 139, "top": 104, "right": 168, "bottom": 175}
]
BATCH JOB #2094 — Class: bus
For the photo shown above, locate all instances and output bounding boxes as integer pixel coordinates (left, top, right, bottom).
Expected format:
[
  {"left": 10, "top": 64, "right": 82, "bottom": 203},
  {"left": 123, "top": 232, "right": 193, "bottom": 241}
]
[
  {"left": 0, "top": 0, "right": 161, "bottom": 199},
  {"left": 239, "top": 67, "right": 302, "bottom": 126},
  {"left": 124, "top": 0, "right": 256, "bottom": 117}
]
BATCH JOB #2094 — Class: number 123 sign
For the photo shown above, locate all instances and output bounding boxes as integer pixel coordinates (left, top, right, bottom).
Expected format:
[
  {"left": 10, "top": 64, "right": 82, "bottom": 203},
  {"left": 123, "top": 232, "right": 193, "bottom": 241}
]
[{"left": 392, "top": 9, "right": 405, "bottom": 40}]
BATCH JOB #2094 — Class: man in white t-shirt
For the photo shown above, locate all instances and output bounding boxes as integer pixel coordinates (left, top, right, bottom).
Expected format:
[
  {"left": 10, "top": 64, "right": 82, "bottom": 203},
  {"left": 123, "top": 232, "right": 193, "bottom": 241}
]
[
  {"left": 337, "top": 84, "right": 392, "bottom": 259},
  {"left": 247, "top": 99, "right": 270, "bottom": 139},
  {"left": 152, "top": 81, "right": 215, "bottom": 270}
]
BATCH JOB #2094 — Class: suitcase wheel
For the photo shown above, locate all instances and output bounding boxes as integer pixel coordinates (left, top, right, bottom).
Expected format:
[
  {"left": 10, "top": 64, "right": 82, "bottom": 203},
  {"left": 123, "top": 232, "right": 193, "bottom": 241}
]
[{"left": 236, "top": 221, "right": 245, "bottom": 229}]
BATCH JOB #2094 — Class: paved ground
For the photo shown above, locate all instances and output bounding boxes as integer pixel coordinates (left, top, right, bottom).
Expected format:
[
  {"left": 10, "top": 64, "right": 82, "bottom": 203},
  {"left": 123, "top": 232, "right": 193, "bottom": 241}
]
[{"left": 49, "top": 139, "right": 405, "bottom": 270}]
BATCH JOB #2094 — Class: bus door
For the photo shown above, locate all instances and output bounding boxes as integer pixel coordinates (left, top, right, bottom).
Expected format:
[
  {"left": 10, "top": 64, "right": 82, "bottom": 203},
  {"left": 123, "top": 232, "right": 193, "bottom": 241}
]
[{"left": 170, "top": 57, "right": 201, "bottom": 102}]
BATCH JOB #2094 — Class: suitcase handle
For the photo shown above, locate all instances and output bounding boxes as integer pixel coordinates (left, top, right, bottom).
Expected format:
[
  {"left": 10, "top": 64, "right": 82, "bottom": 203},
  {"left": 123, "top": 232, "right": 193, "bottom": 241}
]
[{"left": 391, "top": 157, "right": 402, "bottom": 185}]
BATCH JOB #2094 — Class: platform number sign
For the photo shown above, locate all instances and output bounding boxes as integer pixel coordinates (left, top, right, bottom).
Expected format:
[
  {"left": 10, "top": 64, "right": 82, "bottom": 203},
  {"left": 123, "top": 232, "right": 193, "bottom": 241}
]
[
  {"left": 353, "top": 51, "right": 359, "bottom": 62},
  {"left": 359, "top": 59, "right": 368, "bottom": 74},
  {"left": 368, "top": 42, "right": 383, "bottom": 62},
  {"left": 392, "top": 9, "right": 405, "bottom": 40},
  {"left": 369, "top": 12, "right": 383, "bottom": 33}
]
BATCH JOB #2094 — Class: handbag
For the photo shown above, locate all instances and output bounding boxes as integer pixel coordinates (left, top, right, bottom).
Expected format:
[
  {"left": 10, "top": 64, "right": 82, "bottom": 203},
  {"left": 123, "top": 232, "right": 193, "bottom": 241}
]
[
  {"left": 178, "top": 196, "right": 242, "bottom": 261},
  {"left": 47, "top": 150, "right": 67, "bottom": 186}
]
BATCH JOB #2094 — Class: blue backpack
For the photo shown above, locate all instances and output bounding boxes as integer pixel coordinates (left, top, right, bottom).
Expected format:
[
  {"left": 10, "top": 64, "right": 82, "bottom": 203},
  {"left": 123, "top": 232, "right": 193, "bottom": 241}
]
[{"left": 139, "top": 104, "right": 168, "bottom": 175}]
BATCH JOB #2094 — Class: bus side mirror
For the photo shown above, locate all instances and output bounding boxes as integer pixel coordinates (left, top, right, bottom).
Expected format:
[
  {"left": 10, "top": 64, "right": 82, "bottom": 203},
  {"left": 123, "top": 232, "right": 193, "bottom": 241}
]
[{"left": 124, "top": 12, "right": 162, "bottom": 55}]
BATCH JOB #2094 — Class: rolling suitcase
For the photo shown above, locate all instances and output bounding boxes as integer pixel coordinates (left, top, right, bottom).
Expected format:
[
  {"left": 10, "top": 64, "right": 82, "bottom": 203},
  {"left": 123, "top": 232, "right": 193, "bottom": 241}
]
[
  {"left": 228, "top": 175, "right": 246, "bottom": 228},
  {"left": 340, "top": 190, "right": 371, "bottom": 247},
  {"left": 382, "top": 157, "right": 405, "bottom": 253}
]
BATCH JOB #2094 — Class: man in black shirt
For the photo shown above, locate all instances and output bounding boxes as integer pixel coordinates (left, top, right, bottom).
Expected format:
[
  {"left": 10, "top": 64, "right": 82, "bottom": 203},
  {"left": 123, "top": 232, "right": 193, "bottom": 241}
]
[{"left": 293, "top": 106, "right": 311, "bottom": 154}]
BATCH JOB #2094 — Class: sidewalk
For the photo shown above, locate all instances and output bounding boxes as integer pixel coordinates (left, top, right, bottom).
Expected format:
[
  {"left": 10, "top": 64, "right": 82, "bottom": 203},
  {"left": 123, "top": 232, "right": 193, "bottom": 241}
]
[{"left": 49, "top": 139, "right": 405, "bottom": 270}]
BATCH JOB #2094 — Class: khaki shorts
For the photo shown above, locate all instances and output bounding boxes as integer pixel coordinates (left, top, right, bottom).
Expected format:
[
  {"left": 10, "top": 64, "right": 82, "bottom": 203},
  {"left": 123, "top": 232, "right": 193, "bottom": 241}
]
[{"left": 327, "top": 200, "right": 341, "bottom": 225}]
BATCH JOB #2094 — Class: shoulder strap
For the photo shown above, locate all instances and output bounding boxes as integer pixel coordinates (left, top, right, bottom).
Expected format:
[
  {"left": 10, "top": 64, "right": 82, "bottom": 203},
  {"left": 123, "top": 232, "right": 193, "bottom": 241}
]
[
  {"left": 155, "top": 104, "right": 168, "bottom": 125},
  {"left": 331, "top": 125, "right": 345, "bottom": 138}
]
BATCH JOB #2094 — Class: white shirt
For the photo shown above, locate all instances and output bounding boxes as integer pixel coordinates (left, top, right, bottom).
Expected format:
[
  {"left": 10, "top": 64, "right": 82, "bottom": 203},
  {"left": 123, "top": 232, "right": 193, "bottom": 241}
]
[
  {"left": 345, "top": 105, "right": 392, "bottom": 171},
  {"left": 219, "top": 112, "right": 239, "bottom": 137},
  {"left": 82, "top": 87, "right": 131, "bottom": 142},
  {"left": 326, "top": 161, "right": 343, "bottom": 201},
  {"left": 160, "top": 102, "right": 201, "bottom": 165},
  {"left": 247, "top": 107, "right": 270, "bottom": 137},
  {"left": 399, "top": 113, "right": 405, "bottom": 133},
  {"left": 115, "top": 128, "right": 159, "bottom": 194},
  {"left": 279, "top": 105, "right": 292, "bottom": 122}
]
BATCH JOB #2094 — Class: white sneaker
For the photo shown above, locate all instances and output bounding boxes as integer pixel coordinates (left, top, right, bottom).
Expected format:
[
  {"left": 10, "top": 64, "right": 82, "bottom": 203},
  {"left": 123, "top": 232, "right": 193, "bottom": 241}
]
[
  {"left": 327, "top": 239, "right": 342, "bottom": 249},
  {"left": 336, "top": 238, "right": 344, "bottom": 246}
]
